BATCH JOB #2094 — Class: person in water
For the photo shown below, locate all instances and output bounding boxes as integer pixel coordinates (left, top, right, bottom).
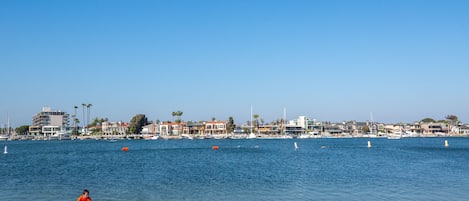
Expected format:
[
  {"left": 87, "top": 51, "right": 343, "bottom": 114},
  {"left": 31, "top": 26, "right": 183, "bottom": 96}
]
[{"left": 77, "top": 189, "right": 92, "bottom": 201}]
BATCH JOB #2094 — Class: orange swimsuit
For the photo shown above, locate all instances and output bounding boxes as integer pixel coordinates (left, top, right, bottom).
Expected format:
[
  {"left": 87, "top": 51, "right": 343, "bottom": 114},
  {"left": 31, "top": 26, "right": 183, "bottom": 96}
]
[{"left": 77, "top": 195, "right": 92, "bottom": 201}]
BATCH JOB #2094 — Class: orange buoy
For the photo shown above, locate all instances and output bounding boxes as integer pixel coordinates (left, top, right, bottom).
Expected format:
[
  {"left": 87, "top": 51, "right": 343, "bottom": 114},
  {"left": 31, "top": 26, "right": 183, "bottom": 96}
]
[
  {"left": 121, "top": 147, "right": 129, "bottom": 151},
  {"left": 212, "top": 146, "right": 219, "bottom": 150}
]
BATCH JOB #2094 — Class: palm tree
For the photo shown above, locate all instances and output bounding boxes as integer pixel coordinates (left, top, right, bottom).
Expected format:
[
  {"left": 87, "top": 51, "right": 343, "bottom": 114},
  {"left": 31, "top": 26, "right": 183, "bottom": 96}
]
[
  {"left": 171, "top": 111, "right": 176, "bottom": 122},
  {"left": 446, "top": 115, "right": 459, "bottom": 134},
  {"left": 74, "top": 106, "right": 78, "bottom": 116},
  {"left": 73, "top": 106, "right": 78, "bottom": 134},
  {"left": 86, "top": 104, "right": 92, "bottom": 128},
  {"left": 253, "top": 114, "right": 259, "bottom": 132},
  {"left": 174, "top": 111, "right": 183, "bottom": 123},
  {"left": 73, "top": 118, "right": 80, "bottom": 135},
  {"left": 82, "top": 103, "right": 86, "bottom": 134}
]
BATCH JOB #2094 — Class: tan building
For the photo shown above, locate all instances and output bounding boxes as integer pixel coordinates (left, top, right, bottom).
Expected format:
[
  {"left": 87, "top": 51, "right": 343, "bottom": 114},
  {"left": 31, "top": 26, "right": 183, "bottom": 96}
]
[
  {"left": 420, "top": 122, "right": 449, "bottom": 135},
  {"left": 204, "top": 121, "right": 227, "bottom": 135},
  {"left": 160, "top": 122, "right": 184, "bottom": 135}
]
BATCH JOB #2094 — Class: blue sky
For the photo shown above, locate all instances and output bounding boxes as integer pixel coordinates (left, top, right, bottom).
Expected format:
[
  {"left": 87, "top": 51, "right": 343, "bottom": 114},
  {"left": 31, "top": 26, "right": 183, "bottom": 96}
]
[{"left": 1, "top": 0, "right": 468, "bottom": 127}]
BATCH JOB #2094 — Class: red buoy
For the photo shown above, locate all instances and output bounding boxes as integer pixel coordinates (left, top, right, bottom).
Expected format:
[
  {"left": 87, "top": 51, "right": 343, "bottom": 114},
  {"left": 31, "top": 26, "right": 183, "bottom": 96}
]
[
  {"left": 121, "top": 147, "right": 129, "bottom": 151},
  {"left": 212, "top": 146, "right": 219, "bottom": 150}
]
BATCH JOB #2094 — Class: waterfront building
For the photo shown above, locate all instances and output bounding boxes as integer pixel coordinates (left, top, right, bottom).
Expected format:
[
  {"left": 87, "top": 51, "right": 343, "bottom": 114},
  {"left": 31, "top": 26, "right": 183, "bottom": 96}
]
[
  {"left": 159, "top": 122, "right": 184, "bottom": 136},
  {"left": 32, "top": 107, "right": 70, "bottom": 127},
  {"left": 29, "top": 107, "right": 70, "bottom": 138},
  {"left": 258, "top": 125, "right": 279, "bottom": 135},
  {"left": 184, "top": 122, "right": 204, "bottom": 135},
  {"left": 405, "top": 123, "right": 423, "bottom": 135},
  {"left": 141, "top": 123, "right": 159, "bottom": 135},
  {"left": 101, "top": 121, "right": 129, "bottom": 136},
  {"left": 288, "top": 116, "right": 315, "bottom": 131},
  {"left": 420, "top": 122, "right": 449, "bottom": 136},
  {"left": 284, "top": 125, "right": 304, "bottom": 136},
  {"left": 456, "top": 125, "right": 469, "bottom": 135},
  {"left": 383, "top": 124, "right": 404, "bottom": 134},
  {"left": 204, "top": 121, "right": 227, "bottom": 135}
]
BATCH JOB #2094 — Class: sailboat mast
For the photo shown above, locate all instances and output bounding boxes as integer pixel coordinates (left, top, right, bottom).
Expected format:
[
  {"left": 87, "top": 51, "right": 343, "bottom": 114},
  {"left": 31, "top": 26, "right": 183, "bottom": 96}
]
[
  {"left": 250, "top": 106, "right": 253, "bottom": 133},
  {"left": 7, "top": 114, "right": 9, "bottom": 135},
  {"left": 283, "top": 107, "right": 286, "bottom": 135}
]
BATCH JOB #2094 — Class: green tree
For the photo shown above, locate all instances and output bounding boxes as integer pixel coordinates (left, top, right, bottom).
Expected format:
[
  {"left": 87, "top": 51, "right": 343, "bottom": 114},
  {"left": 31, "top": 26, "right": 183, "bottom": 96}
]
[
  {"left": 227, "top": 116, "right": 235, "bottom": 133},
  {"left": 172, "top": 111, "right": 183, "bottom": 123},
  {"left": 437, "top": 119, "right": 449, "bottom": 123},
  {"left": 446, "top": 115, "right": 459, "bottom": 125},
  {"left": 421, "top": 118, "right": 436, "bottom": 123},
  {"left": 171, "top": 111, "right": 176, "bottom": 121},
  {"left": 129, "top": 114, "right": 148, "bottom": 134},
  {"left": 15, "top": 125, "right": 29, "bottom": 135},
  {"left": 90, "top": 117, "right": 108, "bottom": 126},
  {"left": 253, "top": 114, "right": 260, "bottom": 131},
  {"left": 362, "top": 125, "right": 370, "bottom": 133}
]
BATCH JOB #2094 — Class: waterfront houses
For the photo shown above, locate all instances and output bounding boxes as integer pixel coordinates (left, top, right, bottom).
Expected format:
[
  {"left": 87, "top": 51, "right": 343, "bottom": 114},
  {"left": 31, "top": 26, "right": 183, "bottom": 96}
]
[{"left": 6, "top": 106, "right": 469, "bottom": 140}]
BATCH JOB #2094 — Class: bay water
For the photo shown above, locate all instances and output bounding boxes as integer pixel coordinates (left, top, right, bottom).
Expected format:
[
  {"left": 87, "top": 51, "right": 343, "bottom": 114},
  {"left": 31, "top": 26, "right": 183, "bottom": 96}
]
[{"left": 1, "top": 138, "right": 469, "bottom": 200}]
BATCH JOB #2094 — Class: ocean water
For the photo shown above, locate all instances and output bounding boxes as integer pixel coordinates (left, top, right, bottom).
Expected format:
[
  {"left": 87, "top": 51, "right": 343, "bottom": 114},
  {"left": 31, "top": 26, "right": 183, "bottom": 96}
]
[{"left": 1, "top": 138, "right": 469, "bottom": 201}]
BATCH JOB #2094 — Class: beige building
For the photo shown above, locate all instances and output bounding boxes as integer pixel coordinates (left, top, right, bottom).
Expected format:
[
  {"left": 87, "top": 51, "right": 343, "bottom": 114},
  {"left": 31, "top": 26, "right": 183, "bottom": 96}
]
[
  {"left": 102, "top": 121, "right": 129, "bottom": 136},
  {"left": 204, "top": 121, "right": 227, "bottom": 135}
]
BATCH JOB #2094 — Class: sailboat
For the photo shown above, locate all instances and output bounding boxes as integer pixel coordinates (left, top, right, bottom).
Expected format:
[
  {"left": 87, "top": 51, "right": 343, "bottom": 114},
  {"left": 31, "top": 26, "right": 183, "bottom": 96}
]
[
  {"left": 0, "top": 115, "right": 10, "bottom": 141},
  {"left": 3, "top": 145, "right": 7, "bottom": 154},
  {"left": 282, "top": 107, "right": 294, "bottom": 139},
  {"left": 247, "top": 106, "right": 257, "bottom": 139}
]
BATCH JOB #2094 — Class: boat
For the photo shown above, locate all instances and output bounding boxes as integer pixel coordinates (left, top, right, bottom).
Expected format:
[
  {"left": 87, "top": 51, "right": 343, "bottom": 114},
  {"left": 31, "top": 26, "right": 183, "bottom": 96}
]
[
  {"left": 387, "top": 131, "right": 402, "bottom": 140},
  {"left": 247, "top": 106, "right": 257, "bottom": 139},
  {"left": 247, "top": 133, "right": 257, "bottom": 139},
  {"left": 49, "top": 131, "right": 72, "bottom": 140},
  {"left": 3, "top": 145, "right": 7, "bottom": 154},
  {"left": 0, "top": 116, "right": 10, "bottom": 141},
  {"left": 387, "top": 135, "right": 401, "bottom": 140},
  {"left": 181, "top": 134, "right": 193, "bottom": 140}
]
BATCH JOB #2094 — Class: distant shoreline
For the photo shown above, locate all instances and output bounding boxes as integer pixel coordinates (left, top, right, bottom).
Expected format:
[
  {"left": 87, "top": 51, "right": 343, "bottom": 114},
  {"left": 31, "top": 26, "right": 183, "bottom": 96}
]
[{"left": 1, "top": 133, "right": 467, "bottom": 141}]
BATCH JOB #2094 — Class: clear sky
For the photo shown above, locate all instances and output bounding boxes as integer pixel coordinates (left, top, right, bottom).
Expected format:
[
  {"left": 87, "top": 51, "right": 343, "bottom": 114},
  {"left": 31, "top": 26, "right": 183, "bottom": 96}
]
[{"left": 1, "top": 0, "right": 468, "bottom": 127}]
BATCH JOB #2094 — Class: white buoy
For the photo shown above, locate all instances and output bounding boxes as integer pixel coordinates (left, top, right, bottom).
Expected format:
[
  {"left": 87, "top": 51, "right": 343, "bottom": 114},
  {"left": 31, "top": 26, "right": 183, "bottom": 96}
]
[
  {"left": 367, "top": 141, "right": 371, "bottom": 148},
  {"left": 445, "top": 140, "right": 449, "bottom": 147},
  {"left": 3, "top": 145, "right": 7, "bottom": 154},
  {"left": 294, "top": 142, "right": 298, "bottom": 150}
]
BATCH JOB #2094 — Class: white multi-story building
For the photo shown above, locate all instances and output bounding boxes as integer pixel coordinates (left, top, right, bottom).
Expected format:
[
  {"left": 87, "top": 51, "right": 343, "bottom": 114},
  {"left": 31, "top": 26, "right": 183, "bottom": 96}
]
[
  {"left": 288, "top": 116, "right": 315, "bottom": 131},
  {"left": 102, "top": 121, "right": 129, "bottom": 136}
]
